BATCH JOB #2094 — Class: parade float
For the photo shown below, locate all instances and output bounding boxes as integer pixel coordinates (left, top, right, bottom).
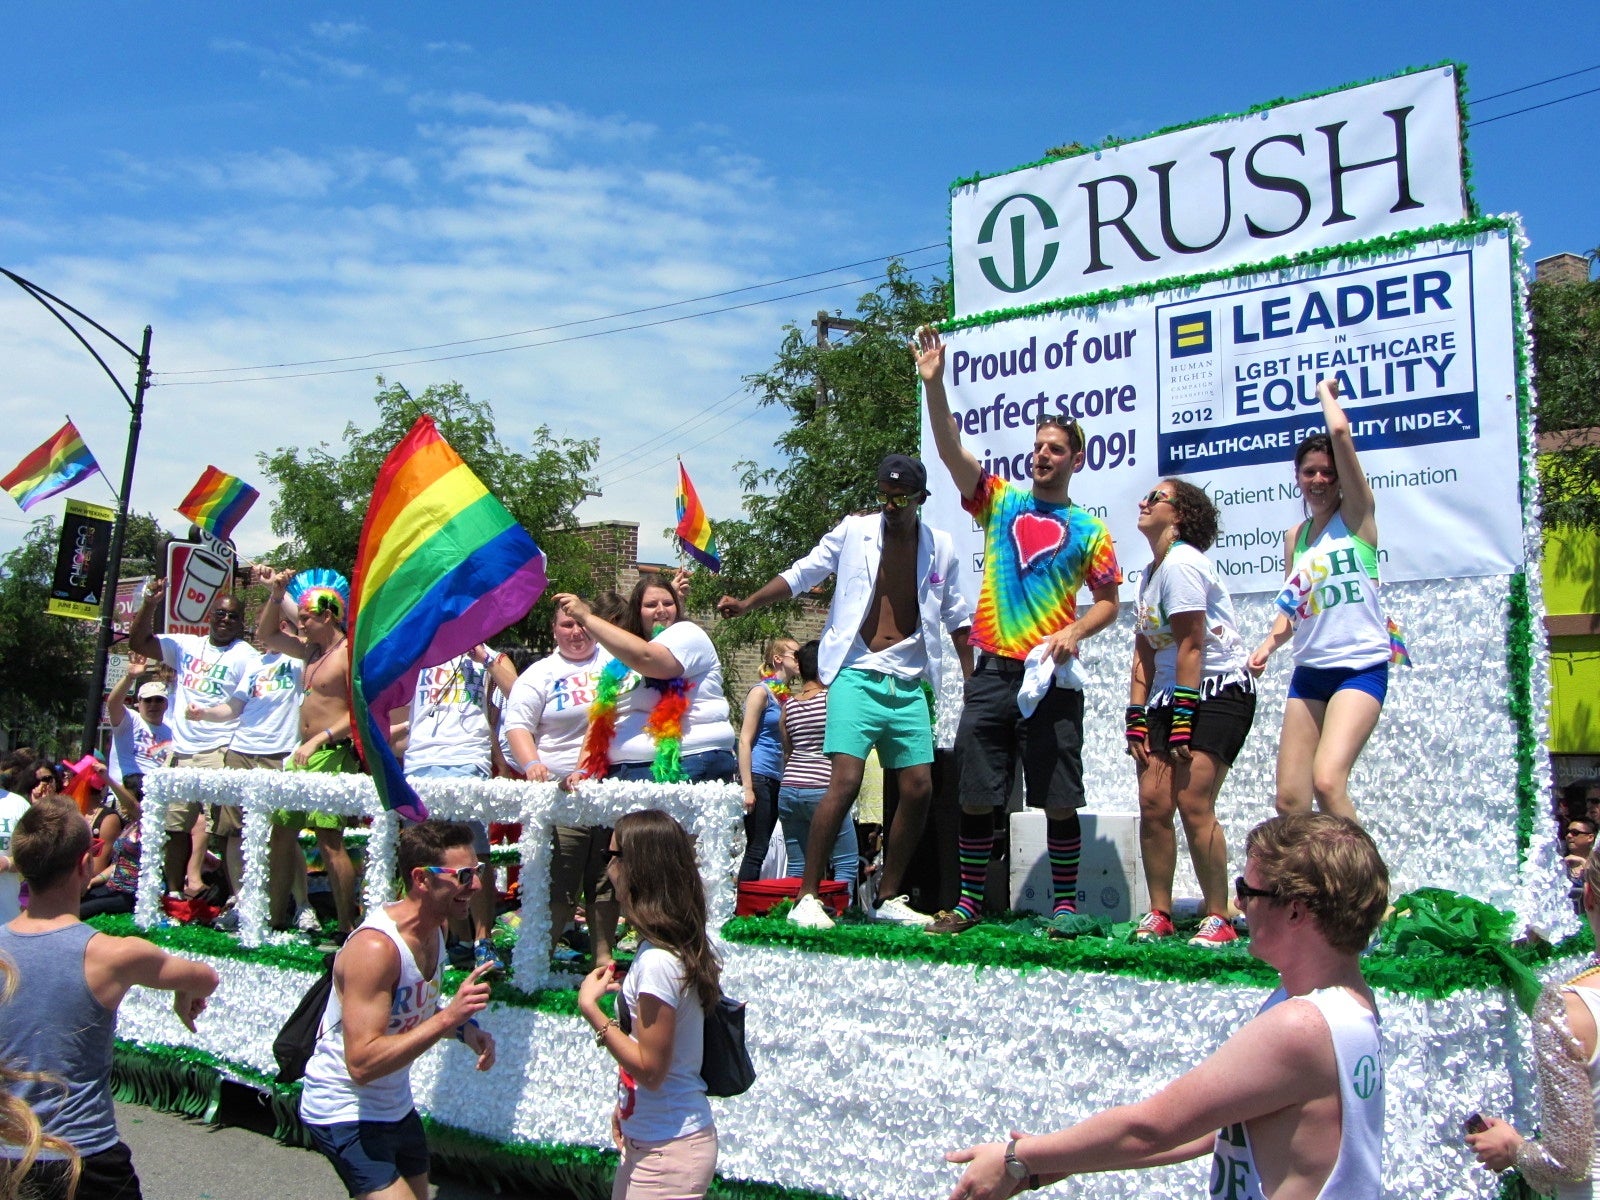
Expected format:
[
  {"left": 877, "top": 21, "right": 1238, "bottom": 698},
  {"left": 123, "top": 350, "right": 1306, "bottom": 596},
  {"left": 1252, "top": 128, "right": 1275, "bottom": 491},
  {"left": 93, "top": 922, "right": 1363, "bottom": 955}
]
[{"left": 107, "top": 63, "right": 1576, "bottom": 1200}]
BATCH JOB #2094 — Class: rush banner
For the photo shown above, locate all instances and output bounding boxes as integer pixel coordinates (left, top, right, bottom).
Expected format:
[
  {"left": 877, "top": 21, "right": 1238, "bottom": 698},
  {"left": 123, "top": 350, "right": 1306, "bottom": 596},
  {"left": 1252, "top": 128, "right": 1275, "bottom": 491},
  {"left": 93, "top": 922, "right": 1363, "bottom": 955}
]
[{"left": 950, "top": 66, "right": 1467, "bottom": 319}]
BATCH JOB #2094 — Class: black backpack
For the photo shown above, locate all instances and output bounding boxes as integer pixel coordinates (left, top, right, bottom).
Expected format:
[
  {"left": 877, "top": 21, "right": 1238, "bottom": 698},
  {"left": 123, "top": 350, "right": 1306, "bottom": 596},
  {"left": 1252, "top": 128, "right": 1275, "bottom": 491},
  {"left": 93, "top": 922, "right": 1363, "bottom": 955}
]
[{"left": 272, "top": 954, "right": 337, "bottom": 1085}]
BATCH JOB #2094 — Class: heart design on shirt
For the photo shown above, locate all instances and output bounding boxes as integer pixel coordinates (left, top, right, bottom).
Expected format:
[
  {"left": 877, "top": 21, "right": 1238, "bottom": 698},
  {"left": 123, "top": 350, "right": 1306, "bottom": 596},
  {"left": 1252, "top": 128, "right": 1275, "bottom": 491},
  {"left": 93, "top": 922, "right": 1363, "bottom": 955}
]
[{"left": 1011, "top": 511, "right": 1066, "bottom": 569}]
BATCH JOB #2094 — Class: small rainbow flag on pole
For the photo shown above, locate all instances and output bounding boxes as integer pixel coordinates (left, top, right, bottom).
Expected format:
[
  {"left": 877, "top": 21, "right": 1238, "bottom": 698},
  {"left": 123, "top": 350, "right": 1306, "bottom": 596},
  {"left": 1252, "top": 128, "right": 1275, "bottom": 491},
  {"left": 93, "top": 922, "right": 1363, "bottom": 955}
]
[
  {"left": 349, "top": 414, "right": 548, "bottom": 820},
  {"left": 176, "top": 466, "right": 260, "bottom": 540},
  {"left": 674, "top": 460, "right": 721, "bottom": 573},
  {"left": 1, "top": 420, "right": 101, "bottom": 511}
]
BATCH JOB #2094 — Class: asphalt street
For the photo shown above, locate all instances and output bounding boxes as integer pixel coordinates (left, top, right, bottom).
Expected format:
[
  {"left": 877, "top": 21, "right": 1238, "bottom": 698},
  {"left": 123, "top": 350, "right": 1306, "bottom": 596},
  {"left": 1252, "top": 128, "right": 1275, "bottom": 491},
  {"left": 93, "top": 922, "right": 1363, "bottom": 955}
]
[{"left": 116, "top": 1098, "right": 518, "bottom": 1200}]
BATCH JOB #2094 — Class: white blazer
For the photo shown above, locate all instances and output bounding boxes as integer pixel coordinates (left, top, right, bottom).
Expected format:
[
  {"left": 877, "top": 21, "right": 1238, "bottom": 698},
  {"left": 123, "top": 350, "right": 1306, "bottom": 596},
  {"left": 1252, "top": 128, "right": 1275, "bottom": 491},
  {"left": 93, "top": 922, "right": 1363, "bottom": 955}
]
[{"left": 779, "top": 512, "right": 973, "bottom": 696}]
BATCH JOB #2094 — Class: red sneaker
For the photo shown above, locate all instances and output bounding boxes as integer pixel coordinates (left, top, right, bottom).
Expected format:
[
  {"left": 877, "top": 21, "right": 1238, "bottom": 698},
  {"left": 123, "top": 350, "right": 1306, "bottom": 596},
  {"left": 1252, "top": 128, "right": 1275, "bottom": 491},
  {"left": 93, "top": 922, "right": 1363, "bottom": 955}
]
[
  {"left": 1133, "top": 910, "right": 1176, "bottom": 941},
  {"left": 1188, "top": 914, "right": 1239, "bottom": 948}
]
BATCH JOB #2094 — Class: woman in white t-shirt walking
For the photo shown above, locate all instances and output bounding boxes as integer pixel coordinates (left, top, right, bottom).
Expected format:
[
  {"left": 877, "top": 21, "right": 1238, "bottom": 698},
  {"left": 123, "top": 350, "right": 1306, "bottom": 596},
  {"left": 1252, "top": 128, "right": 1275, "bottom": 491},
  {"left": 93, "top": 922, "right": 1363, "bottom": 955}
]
[
  {"left": 1126, "top": 479, "right": 1257, "bottom": 948},
  {"left": 578, "top": 809, "right": 720, "bottom": 1199}
]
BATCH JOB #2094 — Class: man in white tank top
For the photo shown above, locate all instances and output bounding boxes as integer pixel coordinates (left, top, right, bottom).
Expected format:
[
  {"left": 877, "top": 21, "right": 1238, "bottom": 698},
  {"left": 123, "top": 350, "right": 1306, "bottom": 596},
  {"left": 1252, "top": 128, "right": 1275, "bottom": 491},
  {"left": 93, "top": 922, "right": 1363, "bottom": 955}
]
[
  {"left": 946, "top": 813, "right": 1389, "bottom": 1200},
  {"left": 300, "top": 820, "right": 497, "bottom": 1199}
]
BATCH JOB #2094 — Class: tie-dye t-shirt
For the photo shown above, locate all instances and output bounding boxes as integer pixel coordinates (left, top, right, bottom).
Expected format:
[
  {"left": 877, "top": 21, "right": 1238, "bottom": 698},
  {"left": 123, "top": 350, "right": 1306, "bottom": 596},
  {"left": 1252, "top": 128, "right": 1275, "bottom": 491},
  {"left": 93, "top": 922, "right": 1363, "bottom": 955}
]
[{"left": 962, "top": 473, "right": 1121, "bottom": 660}]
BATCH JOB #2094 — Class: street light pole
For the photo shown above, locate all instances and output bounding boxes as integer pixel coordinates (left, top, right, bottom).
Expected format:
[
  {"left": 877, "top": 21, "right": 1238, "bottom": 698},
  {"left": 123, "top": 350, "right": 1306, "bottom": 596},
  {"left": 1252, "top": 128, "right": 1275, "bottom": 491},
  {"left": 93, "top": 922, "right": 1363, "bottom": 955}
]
[{"left": 1, "top": 268, "right": 151, "bottom": 753}]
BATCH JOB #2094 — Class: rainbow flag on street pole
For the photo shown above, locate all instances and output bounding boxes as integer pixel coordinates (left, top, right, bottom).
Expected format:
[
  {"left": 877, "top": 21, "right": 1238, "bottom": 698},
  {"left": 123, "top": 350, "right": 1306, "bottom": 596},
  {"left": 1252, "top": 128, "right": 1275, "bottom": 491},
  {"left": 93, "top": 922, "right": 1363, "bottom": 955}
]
[
  {"left": 674, "top": 460, "right": 721, "bottom": 572},
  {"left": 349, "top": 414, "right": 548, "bottom": 820},
  {"left": 1, "top": 420, "right": 101, "bottom": 511},
  {"left": 176, "top": 466, "right": 259, "bottom": 540}
]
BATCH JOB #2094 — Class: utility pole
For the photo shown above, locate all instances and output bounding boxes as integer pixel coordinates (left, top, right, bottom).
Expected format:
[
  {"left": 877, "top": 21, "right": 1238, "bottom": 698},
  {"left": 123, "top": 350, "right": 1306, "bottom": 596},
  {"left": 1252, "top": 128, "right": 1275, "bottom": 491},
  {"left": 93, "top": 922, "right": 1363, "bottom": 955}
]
[
  {"left": 812, "top": 311, "right": 863, "bottom": 412},
  {"left": 2, "top": 268, "right": 151, "bottom": 753}
]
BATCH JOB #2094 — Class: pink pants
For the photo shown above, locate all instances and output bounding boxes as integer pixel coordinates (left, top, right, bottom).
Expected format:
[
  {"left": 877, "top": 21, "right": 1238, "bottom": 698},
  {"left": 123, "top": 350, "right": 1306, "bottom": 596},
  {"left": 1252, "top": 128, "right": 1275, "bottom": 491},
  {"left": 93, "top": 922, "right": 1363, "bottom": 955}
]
[{"left": 612, "top": 1124, "right": 718, "bottom": 1200}]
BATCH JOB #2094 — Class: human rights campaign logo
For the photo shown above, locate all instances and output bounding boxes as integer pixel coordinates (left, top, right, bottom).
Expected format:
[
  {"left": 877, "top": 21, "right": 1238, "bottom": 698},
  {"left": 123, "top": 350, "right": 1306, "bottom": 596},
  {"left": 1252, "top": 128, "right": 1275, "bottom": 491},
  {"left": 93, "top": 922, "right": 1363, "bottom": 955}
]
[{"left": 1168, "top": 311, "right": 1212, "bottom": 358}]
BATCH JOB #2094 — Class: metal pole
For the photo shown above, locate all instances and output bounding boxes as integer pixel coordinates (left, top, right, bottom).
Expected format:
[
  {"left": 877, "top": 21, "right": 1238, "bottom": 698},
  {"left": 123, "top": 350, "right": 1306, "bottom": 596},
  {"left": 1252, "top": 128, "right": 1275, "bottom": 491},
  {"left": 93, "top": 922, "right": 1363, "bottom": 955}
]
[{"left": 80, "top": 326, "right": 151, "bottom": 752}]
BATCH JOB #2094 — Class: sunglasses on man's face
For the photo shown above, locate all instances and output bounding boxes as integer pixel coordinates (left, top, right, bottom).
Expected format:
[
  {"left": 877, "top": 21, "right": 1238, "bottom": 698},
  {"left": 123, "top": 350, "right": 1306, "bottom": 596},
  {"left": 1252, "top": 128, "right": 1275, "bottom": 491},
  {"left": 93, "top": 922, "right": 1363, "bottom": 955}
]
[
  {"left": 878, "top": 491, "right": 922, "bottom": 509},
  {"left": 421, "top": 865, "right": 479, "bottom": 887},
  {"left": 1234, "top": 876, "right": 1279, "bottom": 904}
]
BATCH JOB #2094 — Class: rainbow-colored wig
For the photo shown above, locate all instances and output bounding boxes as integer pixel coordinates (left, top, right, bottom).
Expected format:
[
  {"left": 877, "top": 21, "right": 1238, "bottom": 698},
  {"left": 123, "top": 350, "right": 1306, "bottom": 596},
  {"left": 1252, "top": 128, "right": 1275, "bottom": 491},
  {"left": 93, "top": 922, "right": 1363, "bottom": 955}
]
[{"left": 286, "top": 568, "right": 351, "bottom": 627}]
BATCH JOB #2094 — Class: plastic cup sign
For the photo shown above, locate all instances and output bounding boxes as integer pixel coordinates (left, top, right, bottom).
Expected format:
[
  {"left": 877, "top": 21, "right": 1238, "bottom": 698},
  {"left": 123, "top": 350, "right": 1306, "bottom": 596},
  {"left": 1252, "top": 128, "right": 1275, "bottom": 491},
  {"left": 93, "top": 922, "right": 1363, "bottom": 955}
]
[{"left": 165, "top": 533, "right": 236, "bottom": 636}]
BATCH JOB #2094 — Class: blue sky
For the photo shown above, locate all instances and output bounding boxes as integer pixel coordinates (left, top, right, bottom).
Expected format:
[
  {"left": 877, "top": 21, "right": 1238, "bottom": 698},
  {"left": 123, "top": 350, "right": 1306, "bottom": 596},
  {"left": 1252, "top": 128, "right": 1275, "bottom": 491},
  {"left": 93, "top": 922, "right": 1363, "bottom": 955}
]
[{"left": 3, "top": 3, "right": 1597, "bottom": 568}]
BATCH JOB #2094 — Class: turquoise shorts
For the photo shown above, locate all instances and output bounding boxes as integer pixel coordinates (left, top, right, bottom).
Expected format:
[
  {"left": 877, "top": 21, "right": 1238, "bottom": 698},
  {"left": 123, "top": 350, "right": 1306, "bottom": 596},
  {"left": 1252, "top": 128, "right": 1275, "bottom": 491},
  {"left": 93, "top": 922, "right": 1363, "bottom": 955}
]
[{"left": 822, "top": 668, "right": 933, "bottom": 769}]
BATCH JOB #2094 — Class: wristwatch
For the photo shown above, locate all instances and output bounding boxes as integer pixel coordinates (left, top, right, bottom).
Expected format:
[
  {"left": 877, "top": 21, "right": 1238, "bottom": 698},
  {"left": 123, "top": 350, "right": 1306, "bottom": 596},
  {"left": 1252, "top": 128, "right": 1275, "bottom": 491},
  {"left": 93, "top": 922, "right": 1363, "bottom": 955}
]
[{"left": 1004, "top": 1139, "right": 1038, "bottom": 1190}]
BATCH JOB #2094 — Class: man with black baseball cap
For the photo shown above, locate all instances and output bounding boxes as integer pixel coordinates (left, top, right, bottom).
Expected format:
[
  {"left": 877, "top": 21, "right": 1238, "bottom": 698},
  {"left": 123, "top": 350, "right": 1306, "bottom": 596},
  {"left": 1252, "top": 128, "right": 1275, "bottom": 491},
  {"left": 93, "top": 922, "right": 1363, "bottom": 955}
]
[{"left": 719, "top": 454, "right": 973, "bottom": 929}]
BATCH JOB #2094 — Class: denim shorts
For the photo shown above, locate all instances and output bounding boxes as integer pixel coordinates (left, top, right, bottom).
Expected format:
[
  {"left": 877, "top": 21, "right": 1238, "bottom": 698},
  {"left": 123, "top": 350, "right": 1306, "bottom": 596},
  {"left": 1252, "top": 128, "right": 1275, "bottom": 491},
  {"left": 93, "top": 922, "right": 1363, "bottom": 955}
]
[
  {"left": 306, "top": 1110, "right": 430, "bottom": 1197},
  {"left": 1288, "top": 660, "right": 1388, "bottom": 706}
]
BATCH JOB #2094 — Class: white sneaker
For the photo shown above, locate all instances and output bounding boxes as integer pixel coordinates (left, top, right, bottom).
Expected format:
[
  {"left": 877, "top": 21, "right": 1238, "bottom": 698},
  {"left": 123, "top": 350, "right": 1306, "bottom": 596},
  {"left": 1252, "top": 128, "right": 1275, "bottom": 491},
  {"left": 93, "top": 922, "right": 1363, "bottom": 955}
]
[
  {"left": 294, "top": 905, "right": 321, "bottom": 934},
  {"left": 214, "top": 907, "right": 240, "bottom": 933},
  {"left": 787, "top": 893, "right": 835, "bottom": 930},
  {"left": 872, "top": 895, "right": 934, "bottom": 926}
]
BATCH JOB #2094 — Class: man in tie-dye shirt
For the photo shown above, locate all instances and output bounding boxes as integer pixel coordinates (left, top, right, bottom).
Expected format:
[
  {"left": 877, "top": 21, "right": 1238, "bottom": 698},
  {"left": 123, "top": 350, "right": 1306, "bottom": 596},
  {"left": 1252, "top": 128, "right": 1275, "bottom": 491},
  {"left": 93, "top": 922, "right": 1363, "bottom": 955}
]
[{"left": 915, "top": 327, "right": 1121, "bottom": 937}]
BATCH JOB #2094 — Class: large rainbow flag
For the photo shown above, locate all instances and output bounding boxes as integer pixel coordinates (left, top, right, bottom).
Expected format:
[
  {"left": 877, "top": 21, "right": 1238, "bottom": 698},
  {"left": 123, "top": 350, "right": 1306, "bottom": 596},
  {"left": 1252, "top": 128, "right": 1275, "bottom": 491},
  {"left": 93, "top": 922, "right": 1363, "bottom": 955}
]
[
  {"left": 176, "top": 465, "right": 259, "bottom": 540},
  {"left": 349, "top": 415, "right": 548, "bottom": 820},
  {"left": 1, "top": 420, "right": 100, "bottom": 511},
  {"left": 674, "top": 460, "right": 720, "bottom": 572}
]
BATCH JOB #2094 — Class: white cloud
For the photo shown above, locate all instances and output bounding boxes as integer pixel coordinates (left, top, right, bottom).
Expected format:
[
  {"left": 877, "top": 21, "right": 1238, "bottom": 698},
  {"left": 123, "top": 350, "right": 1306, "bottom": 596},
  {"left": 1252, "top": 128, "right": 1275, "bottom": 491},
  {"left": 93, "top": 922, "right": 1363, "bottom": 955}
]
[{"left": 0, "top": 88, "right": 841, "bottom": 571}]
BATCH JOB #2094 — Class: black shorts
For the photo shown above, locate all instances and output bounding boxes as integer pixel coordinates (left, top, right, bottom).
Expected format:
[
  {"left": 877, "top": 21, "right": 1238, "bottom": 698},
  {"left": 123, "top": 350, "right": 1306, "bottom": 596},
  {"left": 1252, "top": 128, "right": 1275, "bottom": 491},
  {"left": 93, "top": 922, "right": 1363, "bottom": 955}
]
[
  {"left": 1146, "top": 681, "right": 1257, "bottom": 767},
  {"left": 13, "top": 1141, "right": 141, "bottom": 1199},
  {"left": 307, "top": 1110, "right": 430, "bottom": 1197},
  {"left": 956, "top": 655, "right": 1085, "bottom": 811}
]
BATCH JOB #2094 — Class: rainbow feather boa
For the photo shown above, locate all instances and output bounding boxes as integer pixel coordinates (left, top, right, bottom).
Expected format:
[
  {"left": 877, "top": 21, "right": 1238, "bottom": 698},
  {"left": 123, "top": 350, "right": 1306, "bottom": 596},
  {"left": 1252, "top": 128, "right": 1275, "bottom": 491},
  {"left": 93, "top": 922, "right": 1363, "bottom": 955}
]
[{"left": 576, "top": 658, "right": 692, "bottom": 783}]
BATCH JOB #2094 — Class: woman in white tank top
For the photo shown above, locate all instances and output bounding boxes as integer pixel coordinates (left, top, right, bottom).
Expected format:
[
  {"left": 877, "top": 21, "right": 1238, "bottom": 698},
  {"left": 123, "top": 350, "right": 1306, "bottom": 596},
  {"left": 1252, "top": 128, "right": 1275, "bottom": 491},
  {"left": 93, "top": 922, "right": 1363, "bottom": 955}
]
[
  {"left": 1248, "top": 377, "right": 1390, "bottom": 824},
  {"left": 1468, "top": 850, "right": 1600, "bottom": 1195}
]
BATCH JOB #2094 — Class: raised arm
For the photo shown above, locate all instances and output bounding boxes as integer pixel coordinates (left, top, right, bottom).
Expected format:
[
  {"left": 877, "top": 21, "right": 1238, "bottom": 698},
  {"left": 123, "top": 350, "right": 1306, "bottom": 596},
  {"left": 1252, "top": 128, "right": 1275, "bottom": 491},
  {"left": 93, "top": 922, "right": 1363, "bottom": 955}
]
[
  {"left": 1318, "top": 378, "right": 1376, "bottom": 545},
  {"left": 914, "top": 326, "right": 982, "bottom": 500},
  {"left": 127, "top": 578, "right": 166, "bottom": 660},
  {"left": 552, "top": 594, "right": 684, "bottom": 679},
  {"left": 107, "top": 653, "right": 146, "bottom": 726},
  {"left": 255, "top": 567, "right": 310, "bottom": 659}
]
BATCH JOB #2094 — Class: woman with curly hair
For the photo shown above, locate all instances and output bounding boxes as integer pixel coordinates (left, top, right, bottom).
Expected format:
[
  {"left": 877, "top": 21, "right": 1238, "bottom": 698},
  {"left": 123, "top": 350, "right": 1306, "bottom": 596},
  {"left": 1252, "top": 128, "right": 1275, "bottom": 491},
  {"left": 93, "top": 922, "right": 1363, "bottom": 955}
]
[
  {"left": 578, "top": 810, "right": 721, "bottom": 1199},
  {"left": 1249, "top": 378, "right": 1393, "bottom": 822},
  {"left": 1126, "top": 479, "right": 1256, "bottom": 947}
]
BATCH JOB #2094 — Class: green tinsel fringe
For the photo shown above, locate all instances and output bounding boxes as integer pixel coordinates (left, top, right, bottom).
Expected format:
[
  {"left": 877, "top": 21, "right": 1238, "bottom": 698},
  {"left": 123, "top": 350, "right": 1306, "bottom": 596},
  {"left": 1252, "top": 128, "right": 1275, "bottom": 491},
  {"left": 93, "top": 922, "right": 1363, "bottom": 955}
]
[
  {"left": 1507, "top": 572, "right": 1539, "bottom": 863},
  {"left": 938, "top": 214, "right": 1511, "bottom": 333},
  {"left": 110, "top": 1040, "right": 847, "bottom": 1200},
  {"left": 723, "top": 888, "right": 1589, "bottom": 1004}
]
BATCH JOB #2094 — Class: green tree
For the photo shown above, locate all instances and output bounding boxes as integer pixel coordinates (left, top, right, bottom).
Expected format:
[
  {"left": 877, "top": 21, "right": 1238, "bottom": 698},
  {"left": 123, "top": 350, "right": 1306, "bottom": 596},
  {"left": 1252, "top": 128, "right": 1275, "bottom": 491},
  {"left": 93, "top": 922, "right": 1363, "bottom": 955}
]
[
  {"left": 698, "top": 261, "right": 949, "bottom": 651},
  {"left": 259, "top": 378, "right": 604, "bottom": 644},
  {"left": 1531, "top": 269, "right": 1600, "bottom": 531},
  {"left": 0, "top": 518, "right": 95, "bottom": 753}
]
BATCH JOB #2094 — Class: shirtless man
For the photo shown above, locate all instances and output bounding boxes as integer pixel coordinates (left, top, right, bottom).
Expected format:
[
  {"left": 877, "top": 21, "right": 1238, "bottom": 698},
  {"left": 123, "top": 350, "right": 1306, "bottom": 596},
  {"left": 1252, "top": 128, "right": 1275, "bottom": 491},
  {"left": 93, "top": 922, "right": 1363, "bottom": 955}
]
[
  {"left": 945, "top": 813, "right": 1388, "bottom": 1200},
  {"left": 256, "top": 567, "right": 362, "bottom": 938},
  {"left": 718, "top": 454, "right": 973, "bottom": 928}
]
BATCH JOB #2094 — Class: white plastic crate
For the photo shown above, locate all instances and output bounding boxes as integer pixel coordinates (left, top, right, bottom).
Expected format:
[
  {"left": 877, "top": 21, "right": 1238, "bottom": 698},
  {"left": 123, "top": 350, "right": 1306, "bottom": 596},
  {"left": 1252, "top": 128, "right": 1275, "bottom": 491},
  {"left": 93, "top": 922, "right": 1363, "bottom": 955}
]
[{"left": 1009, "top": 810, "right": 1149, "bottom": 922}]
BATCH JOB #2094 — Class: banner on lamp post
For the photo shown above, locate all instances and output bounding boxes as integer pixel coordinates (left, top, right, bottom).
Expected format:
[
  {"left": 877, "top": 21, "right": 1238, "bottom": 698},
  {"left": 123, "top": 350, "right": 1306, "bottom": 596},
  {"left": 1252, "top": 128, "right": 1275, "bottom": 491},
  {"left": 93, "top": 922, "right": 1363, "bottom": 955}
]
[{"left": 47, "top": 498, "right": 115, "bottom": 620}]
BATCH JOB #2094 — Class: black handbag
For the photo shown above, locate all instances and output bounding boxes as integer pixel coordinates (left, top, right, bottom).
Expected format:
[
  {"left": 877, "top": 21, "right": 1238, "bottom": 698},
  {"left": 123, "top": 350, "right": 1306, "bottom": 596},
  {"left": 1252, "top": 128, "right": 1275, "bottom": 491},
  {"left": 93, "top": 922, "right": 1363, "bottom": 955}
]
[{"left": 700, "top": 993, "right": 756, "bottom": 1097}]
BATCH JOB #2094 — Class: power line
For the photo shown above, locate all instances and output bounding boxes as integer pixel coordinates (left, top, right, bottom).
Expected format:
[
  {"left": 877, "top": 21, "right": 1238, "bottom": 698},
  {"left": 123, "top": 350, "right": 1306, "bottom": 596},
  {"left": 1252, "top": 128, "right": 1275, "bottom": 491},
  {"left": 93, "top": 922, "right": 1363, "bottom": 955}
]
[
  {"left": 156, "top": 257, "right": 946, "bottom": 387},
  {"left": 1472, "top": 62, "right": 1600, "bottom": 104},
  {"left": 1468, "top": 83, "right": 1600, "bottom": 128},
  {"left": 159, "top": 244, "right": 946, "bottom": 378}
]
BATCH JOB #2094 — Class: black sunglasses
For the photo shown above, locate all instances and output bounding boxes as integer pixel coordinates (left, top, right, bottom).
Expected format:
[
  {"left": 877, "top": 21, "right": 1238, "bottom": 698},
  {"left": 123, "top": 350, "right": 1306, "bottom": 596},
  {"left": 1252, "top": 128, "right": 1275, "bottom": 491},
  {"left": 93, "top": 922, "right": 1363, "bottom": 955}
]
[
  {"left": 1234, "top": 876, "right": 1280, "bottom": 904},
  {"left": 601, "top": 846, "right": 623, "bottom": 866}
]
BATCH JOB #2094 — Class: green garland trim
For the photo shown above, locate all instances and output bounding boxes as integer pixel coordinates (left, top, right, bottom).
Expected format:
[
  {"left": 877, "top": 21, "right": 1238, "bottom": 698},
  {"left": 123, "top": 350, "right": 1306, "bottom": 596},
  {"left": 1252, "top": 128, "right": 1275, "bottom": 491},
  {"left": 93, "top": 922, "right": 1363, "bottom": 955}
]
[
  {"left": 84, "top": 914, "right": 587, "bottom": 1014},
  {"left": 110, "top": 1039, "right": 848, "bottom": 1200},
  {"left": 1503, "top": 222, "right": 1543, "bottom": 869},
  {"left": 949, "top": 61, "right": 1465, "bottom": 191},
  {"left": 722, "top": 887, "right": 1588, "bottom": 1005},
  {"left": 937, "top": 214, "right": 1513, "bottom": 334}
]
